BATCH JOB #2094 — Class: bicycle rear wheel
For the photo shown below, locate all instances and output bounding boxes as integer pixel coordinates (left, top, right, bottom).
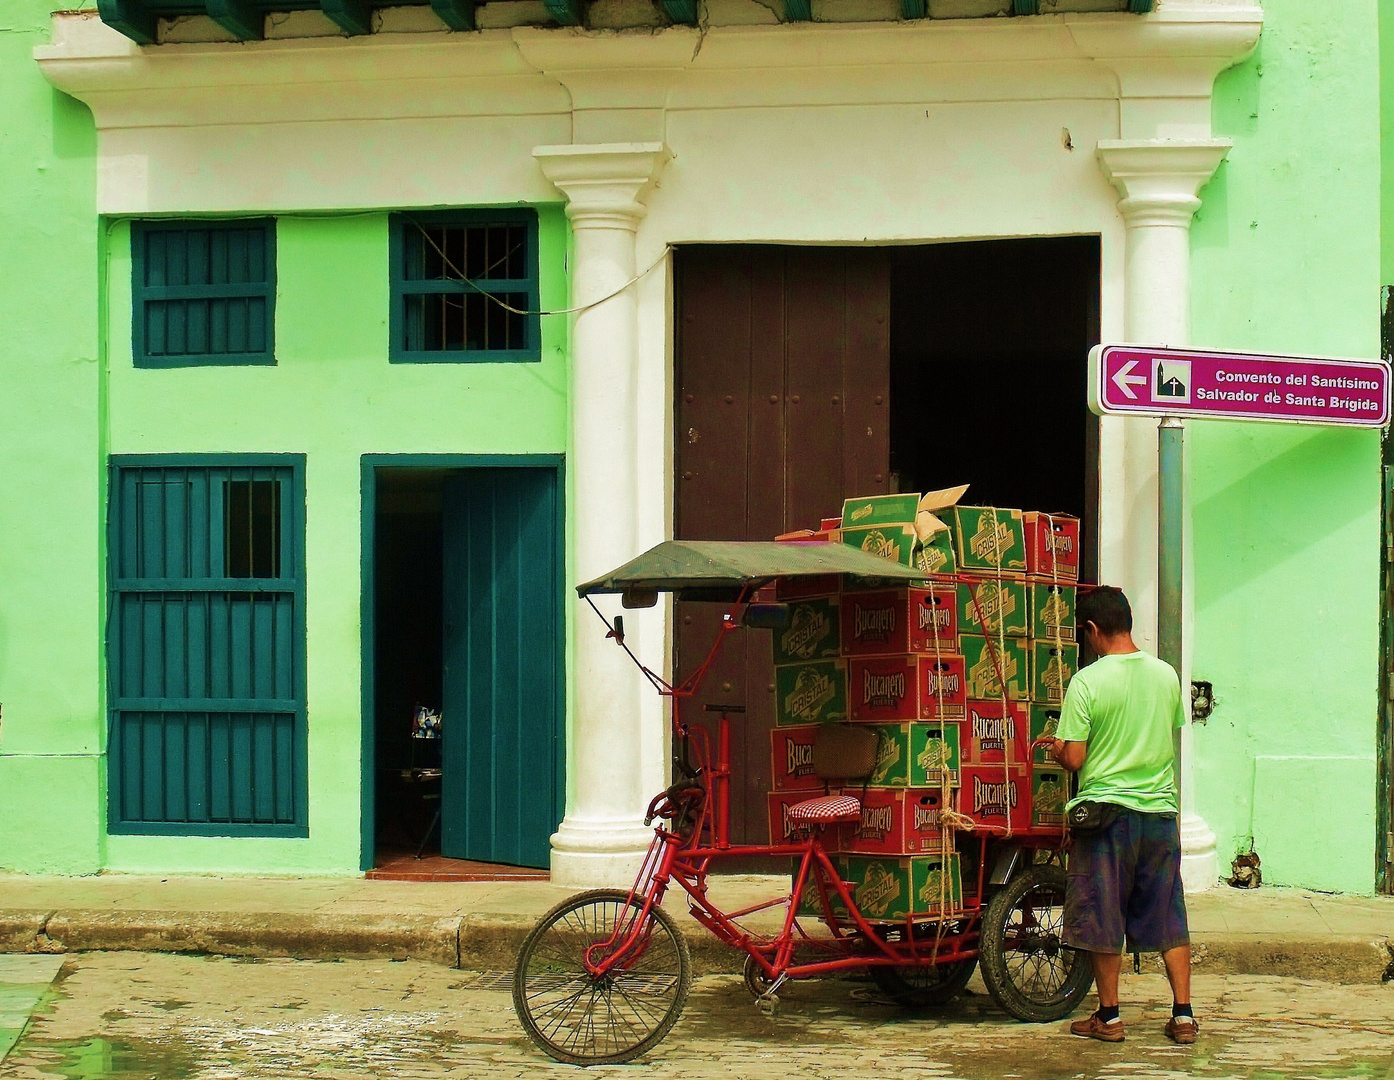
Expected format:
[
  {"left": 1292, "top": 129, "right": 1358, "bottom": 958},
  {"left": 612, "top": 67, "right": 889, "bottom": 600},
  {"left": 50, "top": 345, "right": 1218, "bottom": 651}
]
[
  {"left": 979, "top": 863, "right": 1093, "bottom": 1022},
  {"left": 512, "top": 888, "right": 692, "bottom": 1065}
]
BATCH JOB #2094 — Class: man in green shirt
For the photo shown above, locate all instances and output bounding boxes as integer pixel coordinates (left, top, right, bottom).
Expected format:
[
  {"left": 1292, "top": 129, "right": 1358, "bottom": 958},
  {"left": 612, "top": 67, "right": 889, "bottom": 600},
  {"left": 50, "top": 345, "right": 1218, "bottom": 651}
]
[{"left": 1047, "top": 586, "right": 1196, "bottom": 1045}]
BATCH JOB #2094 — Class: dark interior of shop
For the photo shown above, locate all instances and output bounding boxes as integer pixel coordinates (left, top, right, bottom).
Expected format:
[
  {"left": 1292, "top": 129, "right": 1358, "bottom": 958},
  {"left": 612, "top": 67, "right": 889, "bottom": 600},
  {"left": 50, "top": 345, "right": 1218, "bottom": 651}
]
[
  {"left": 889, "top": 236, "right": 1102, "bottom": 581},
  {"left": 373, "top": 469, "right": 447, "bottom": 857}
]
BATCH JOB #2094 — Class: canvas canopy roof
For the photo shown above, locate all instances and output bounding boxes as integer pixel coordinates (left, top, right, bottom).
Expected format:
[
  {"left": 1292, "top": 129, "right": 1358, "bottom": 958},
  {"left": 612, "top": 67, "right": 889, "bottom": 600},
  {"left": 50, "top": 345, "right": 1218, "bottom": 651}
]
[{"left": 576, "top": 540, "right": 924, "bottom": 600}]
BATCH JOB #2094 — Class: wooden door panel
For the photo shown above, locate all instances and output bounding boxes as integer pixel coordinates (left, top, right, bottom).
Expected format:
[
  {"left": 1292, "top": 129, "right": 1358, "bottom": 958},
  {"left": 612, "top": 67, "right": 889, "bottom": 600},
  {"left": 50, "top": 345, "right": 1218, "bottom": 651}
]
[
  {"left": 441, "top": 468, "right": 561, "bottom": 868},
  {"left": 675, "top": 246, "right": 890, "bottom": 846},
  {"left": 784, "top": 250, "right": 849, "bottom": 532},
  {"left": 842, "top": 249, "right": 892, "bottom": 498},
  {"left": 675, "top": 248, "right": 753, "bottom": 542}
]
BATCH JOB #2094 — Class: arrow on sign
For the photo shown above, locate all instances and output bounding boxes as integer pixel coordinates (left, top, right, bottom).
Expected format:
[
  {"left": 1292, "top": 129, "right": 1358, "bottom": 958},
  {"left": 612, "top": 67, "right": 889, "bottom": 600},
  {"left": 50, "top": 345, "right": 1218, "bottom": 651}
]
[{"left": 1112, "top": 360, "right": 1149, "bottom": 400}]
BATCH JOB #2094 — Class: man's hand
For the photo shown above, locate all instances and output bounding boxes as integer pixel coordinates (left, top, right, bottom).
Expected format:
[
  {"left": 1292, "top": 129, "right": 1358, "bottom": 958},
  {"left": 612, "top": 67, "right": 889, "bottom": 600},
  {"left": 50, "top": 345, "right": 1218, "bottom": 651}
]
[{"left": 1051, "top": 738, "right": 1087, "bottom": 773}]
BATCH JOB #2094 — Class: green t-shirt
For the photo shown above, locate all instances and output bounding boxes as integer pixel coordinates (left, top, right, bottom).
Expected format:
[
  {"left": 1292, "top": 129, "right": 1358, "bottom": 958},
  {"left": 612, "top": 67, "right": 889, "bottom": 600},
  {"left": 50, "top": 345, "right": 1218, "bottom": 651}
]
[{"left": 1053, "top": 650, "right": 1184, "bottom": 815}]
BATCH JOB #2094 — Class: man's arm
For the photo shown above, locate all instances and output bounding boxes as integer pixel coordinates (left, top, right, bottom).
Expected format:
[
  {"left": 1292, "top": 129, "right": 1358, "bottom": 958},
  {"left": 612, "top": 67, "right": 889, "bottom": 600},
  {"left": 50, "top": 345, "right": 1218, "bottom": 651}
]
[{"left": 1050, "top": 739, "right": 1087, "bottom": 773}]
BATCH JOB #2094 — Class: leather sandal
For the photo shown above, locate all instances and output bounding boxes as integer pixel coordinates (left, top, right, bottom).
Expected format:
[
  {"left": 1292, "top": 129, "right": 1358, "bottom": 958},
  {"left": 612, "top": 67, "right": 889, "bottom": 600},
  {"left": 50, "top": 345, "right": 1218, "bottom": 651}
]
[
  {"left": 1070, "top": 1010, "right": 1125, "bottom": 1042},
  {"left": 1165, "top": 1016, "right": 1199, "bottom": 1044}
]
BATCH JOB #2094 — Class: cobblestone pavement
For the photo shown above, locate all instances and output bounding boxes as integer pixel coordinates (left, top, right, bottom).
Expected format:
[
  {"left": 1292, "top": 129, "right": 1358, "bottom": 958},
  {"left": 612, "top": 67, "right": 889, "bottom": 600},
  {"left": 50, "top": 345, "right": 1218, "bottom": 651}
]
[{"left": 4, "top": 953, "right": 1393, "bottom": 1079}]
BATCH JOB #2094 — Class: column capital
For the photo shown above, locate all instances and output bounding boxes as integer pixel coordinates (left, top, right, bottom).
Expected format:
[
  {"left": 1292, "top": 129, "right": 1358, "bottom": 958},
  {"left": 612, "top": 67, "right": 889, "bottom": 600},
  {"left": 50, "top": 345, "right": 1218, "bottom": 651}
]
[
  {"left": 533, "top": 142, "right": 671, "bottom": 228},
  {"left": 1097, "top": 138, "right": 1232, "bottom": 228}
]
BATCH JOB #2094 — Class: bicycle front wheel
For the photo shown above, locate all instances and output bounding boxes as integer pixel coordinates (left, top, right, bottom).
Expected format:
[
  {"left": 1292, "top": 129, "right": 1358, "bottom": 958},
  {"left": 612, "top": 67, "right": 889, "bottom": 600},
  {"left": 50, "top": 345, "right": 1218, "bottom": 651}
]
[{"left": 512, "top": 889, "right": 692, "bottom": 1065}]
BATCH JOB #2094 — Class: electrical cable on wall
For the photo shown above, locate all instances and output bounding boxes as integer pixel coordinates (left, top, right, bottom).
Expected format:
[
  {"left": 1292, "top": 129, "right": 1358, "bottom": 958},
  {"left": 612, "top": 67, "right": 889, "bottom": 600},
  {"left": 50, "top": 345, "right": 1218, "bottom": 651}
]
[{"left": 413, "top": 222, "right": 670, "bottom": 319}]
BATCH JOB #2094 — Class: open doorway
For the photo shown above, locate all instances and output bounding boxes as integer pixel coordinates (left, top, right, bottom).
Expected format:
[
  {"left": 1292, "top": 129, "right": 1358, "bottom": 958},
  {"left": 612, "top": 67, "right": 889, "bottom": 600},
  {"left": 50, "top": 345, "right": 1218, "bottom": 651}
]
[
  {"left": 373, "top": 470, "right": 446, "bottom": 861},
  {"left": 672, "top": 237, "right": 1101, "bottom": 848},
  {"left": 889, "top": 237, "right": 1101, "bottom": 580},
  {"left": 364, "top": 460, "right": 565, "bottom": 878}
]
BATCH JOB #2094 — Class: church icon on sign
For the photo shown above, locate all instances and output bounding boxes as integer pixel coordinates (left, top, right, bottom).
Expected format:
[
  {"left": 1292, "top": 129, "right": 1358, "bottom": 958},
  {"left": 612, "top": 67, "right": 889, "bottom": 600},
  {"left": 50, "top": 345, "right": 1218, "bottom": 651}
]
[{"left": 1153, "top": 358, "right": 1192, "bottom": 403}]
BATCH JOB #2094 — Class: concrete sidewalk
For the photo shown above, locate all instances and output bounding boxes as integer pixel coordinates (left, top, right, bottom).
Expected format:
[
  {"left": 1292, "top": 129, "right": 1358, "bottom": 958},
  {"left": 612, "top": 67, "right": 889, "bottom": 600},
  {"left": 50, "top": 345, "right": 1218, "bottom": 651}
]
[{"left": 1, "top": 872, "right": 1390, "bottom": 982}]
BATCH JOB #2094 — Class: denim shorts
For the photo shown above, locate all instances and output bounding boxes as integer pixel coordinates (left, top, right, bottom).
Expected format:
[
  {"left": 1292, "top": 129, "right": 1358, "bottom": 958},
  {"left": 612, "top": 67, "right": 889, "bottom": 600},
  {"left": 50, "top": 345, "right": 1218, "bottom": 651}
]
[{"left": 1063, "top": 807, "right": 1190, "bottom": 954}]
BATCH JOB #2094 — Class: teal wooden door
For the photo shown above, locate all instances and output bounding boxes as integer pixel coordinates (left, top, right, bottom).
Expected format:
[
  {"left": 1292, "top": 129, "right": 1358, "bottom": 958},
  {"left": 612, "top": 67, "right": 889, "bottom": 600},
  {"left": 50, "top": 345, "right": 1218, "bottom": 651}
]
[
  {"left": 107, "top": 457, "right": 306, "bottom": 835},
  {"left": 440, "top": 468, "right": 563, "bottom": 867}
]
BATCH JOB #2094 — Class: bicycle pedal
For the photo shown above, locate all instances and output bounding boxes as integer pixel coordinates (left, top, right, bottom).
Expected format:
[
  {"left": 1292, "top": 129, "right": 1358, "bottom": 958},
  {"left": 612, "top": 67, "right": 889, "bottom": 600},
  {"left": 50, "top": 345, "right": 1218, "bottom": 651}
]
[{"left": 755, "top": 994, "right": 780, "bottom": 1015}]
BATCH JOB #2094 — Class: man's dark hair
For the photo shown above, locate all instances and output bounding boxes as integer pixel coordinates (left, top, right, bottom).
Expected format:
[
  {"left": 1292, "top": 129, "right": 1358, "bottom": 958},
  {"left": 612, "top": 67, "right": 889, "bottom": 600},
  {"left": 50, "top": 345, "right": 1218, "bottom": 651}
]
[{"left": 1078, "top": 586, "right": 1132, "bottom": 637}]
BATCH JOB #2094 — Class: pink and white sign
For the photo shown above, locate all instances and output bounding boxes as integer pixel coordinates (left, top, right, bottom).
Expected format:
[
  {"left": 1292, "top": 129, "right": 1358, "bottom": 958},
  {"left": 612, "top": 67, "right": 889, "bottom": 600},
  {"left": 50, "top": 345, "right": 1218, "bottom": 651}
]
[{"left": 1088, "top": 345, "right": 1391, "bottom": 428}]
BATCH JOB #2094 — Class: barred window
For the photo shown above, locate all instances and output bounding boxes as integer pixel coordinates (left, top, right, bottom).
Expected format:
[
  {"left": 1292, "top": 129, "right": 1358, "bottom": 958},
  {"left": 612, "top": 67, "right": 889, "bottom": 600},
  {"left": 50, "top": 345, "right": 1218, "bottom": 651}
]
[
  {"left": 391, "top": 212, "right": 540, "bottom": 363},
  {"left": 132, "top": 220, "right": 276, "bottom": 367}
]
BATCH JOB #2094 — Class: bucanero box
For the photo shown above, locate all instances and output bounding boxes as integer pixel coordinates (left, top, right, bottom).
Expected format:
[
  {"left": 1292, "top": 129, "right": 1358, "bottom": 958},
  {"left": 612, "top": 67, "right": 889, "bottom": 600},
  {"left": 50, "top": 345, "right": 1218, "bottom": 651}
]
[
  {"left": 950, "top": 506, "right": 1027, "bottom": 575},
  {"left": 844, "top": 854, "right": 963, "bottom": 921},
  {"left": 957, "top": 764, "right": 1032, "bottom": 832},
  {"left": 1030, "top": 641, "right": 1078, "bottom": 705},
  {"left": 767, "top": 790, "right": 811, "bottom": 843},
  {"left": 769, "top": 724, "right": 824, "bottom": 792},
  {"left": 957, "top": 578, "right": 1029, "bottom": 638},
  {"left": 1028, "top": 580, "right": 1077, "bottom": 643},
  {"left": 774, "top": 659, "right": 849, "bottom": 726},
  {"left": 863, "top": 722, "right": 960, "bottom": 787},
  {"left": 1023, "top": 512, "right": 1080, "bottom": 581},
  {"left": 847, "top": 654, "right": 967, "bottom": 722},
  {"left": 961, "top": 699, "right": 1028, "bottom": 763},
  {"left": 838, "top": 788, "right": 951, "bottom": 855},
  {"left": 960, "top": 634, "right": 1030, "bottom": 701},
  {"left": 775, "top": 575, "right": 840, "bottom": 601},
  {"left": 840, "top": 586, "right": 958, "bottom": 656},
  {"left": 772, "top": 595, "right": 841, "bottom": 665}
]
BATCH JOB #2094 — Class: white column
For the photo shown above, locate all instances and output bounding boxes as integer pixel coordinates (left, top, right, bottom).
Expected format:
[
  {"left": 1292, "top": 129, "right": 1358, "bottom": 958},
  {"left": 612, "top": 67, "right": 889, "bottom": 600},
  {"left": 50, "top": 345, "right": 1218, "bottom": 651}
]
[
  {"left": 1097, "top": 139, "right": 1229, "bottom": 895},
  {"left": 534, "top": 142, "right": 671, "bottom": 888}
]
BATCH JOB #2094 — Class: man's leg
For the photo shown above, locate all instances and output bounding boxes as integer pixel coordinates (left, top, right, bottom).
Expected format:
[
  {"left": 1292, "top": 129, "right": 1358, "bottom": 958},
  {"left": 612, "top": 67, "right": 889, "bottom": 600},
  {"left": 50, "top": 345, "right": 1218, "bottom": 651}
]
[
  {"left": 1090, "top": 951, "right": 1123, "bottom": 1009},
  {"left": 1064, "top": 812, "right": 1133, "bottom": 1041},
  {"left": 1161, "top": 943, "right": 1191, "bottom": 1006},
  {"left": 1126, "top": 814, "right": 1196, "bottom": 1043}
]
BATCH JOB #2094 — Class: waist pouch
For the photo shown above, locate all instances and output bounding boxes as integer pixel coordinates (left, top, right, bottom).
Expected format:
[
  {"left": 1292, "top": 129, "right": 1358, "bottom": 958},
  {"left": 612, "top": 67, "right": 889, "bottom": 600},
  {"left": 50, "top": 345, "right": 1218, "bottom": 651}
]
[{"left": 1065, "top": 800, "right": 1122, "bottom": 835}]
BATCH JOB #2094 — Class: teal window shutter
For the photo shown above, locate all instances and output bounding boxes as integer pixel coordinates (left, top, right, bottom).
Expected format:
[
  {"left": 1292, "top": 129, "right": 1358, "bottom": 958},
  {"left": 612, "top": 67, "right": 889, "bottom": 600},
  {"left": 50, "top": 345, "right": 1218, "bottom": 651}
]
[
  {"left": 132, "top": 220, "right": 276, "bottom": 368},
  {"left": 390, "top": 210, "right": 540, "bottom": 363},
  {"left": 107, "top": 456, "right": 307, "bottom": 836}
]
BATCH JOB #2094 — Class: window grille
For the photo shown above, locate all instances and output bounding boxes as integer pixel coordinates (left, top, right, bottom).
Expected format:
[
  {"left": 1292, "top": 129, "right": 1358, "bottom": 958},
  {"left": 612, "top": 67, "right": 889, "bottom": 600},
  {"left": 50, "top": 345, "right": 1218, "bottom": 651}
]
[
  {"left": 107, "top": 457, "right": 306, "bottom": 836},
  {"left": 132, "top": 220, "right": 276, "bottom": 367},
  {"left": 390, "top": 211, "right": 540, "bottom": 363}
]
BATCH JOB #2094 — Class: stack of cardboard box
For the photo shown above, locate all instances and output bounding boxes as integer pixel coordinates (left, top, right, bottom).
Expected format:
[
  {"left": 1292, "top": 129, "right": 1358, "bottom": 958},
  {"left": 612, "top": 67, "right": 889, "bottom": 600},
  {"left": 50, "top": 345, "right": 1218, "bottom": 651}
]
[{"left": 767, "top": 488, "right": 1082, "bottom": 923}]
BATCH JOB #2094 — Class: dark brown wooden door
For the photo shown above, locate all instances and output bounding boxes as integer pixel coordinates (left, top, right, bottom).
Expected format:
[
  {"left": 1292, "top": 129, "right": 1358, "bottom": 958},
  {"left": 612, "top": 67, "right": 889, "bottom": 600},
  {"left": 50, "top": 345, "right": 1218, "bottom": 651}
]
[{"left": 674, "top": 246, "right": 891, "bottom": 846}]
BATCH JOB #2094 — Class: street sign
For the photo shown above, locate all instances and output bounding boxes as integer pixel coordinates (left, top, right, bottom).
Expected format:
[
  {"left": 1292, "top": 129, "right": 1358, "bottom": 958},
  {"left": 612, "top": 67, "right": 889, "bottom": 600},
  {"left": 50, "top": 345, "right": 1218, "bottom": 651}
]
[{"left": 1089, "top": 344, "right": 1392, "bottom": 428}]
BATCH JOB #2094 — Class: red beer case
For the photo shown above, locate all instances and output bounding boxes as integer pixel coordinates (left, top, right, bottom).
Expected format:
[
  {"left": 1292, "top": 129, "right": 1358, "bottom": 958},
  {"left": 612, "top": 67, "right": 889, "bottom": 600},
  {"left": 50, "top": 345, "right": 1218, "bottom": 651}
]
[
  {"left": 839, "top": 586, "right": 958, "bottom": 657},
  {"left": 848, "top": 654, "right": 967, "bottom": 722},
  {"left": 957, "top": 764, "right": 1032, "bottom": 833},
  {"left": 770, "top": 725, "right": 824, "bottom": 792},
  {"left": 1023, "top": 512, "right": 1080, "bottom": 581},
  {"left": 837, "top": 787, "right": 951, "bottom": 855},
  {"left": 961, "top": 698, "right": 1029, "bottom": 764},
  {"left": 768, "top": 790, "right": 822, "bottom": 844}
]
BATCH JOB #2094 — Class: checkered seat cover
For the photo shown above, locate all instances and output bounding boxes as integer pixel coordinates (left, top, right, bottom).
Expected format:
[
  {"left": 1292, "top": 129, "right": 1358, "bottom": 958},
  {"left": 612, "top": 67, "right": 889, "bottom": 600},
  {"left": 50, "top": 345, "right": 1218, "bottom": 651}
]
[{"left": 786, "top": 794, "right": 862, "bottom": 826}]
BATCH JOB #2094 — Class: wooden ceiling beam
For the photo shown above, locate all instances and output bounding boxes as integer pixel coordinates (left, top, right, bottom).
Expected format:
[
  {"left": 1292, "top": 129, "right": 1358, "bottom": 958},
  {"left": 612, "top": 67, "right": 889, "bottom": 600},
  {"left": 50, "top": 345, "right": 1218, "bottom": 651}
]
[
  {"left": 543, "top": 0, "right": 582, "bottom": 25},
  {"left": 322, "top": 0, "right": 374, "bottom": 34},
  {"left": 207, "top": 0, "right": 264, "bottom": 38},
  {"left": 430, "top": 0, "right": 477, "bottom": 29},
  {"left": 96, "top": 0, "right": 158, "bottom": 43}
]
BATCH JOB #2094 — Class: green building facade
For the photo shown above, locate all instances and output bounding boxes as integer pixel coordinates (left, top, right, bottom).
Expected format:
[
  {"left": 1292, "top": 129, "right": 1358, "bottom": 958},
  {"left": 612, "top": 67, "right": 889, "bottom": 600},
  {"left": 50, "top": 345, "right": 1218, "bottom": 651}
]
[{"left": 0, "top": 0, "right": 1390, "bottom": 894}]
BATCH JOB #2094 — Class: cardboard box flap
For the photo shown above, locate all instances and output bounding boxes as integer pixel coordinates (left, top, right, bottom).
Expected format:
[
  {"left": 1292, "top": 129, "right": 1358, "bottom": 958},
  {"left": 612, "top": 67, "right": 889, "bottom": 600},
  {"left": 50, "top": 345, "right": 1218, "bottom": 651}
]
[{"left": 915, "top": 485, "right": 970, "bottom": 543}]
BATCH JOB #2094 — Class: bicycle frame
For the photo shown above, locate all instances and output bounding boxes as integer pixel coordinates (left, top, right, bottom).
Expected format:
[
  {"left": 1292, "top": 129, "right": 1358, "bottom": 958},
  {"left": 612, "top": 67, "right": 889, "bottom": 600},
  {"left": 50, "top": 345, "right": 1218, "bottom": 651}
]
[{"left": 579, "top": 585, "right": 1066, "bottom": 984}]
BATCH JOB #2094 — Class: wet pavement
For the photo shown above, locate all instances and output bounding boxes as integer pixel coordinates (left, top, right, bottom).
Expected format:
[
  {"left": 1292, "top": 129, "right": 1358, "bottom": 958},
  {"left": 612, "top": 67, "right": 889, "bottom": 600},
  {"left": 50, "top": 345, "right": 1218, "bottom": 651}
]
[{"left": 2, "top": 952, "right": 1393, "bottom": 1079}]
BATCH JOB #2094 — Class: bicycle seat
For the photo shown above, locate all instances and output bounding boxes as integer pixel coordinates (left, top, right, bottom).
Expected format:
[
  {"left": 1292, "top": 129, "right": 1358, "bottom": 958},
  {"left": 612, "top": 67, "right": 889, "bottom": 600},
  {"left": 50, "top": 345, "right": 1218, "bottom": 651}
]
[{"left": 786, "top": 793, "right": 862, "bottom": 826}]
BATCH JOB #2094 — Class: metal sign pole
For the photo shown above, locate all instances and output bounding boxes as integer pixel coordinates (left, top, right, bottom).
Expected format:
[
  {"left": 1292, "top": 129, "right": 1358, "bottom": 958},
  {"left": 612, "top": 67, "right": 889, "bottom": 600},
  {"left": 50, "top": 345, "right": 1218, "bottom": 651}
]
[{"left": 1158, "top": 415, "right": 1185, "bottom": 793}]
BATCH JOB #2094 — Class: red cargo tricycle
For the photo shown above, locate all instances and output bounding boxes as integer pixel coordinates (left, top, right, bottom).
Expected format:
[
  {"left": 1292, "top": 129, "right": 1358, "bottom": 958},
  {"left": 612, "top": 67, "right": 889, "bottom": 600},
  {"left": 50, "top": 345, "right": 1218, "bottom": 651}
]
[{"left": 512, "top": 540, "right": 1092, "bottom": 1065}]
